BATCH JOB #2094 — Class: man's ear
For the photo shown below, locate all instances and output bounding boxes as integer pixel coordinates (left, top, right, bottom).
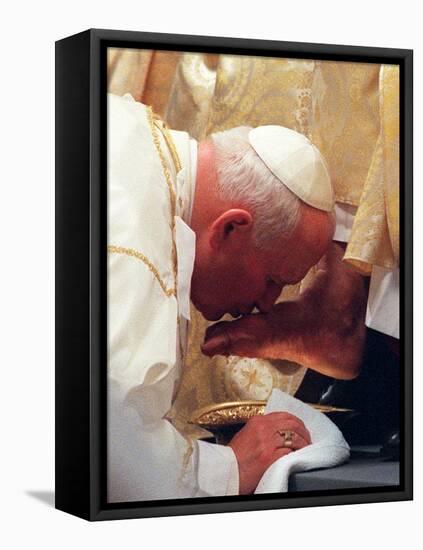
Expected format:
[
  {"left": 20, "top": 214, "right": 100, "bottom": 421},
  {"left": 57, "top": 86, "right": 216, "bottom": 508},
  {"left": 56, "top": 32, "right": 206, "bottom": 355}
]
[{"left": 209, "top": 209, "right": 253, "bottom": 249}]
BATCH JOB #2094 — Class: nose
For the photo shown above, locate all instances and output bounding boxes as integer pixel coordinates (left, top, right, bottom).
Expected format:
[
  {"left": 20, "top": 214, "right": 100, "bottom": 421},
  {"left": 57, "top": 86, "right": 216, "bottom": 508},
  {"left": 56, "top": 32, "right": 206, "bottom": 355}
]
[{"left": 256, "top": 280, "right": 283, "bottom": 313}]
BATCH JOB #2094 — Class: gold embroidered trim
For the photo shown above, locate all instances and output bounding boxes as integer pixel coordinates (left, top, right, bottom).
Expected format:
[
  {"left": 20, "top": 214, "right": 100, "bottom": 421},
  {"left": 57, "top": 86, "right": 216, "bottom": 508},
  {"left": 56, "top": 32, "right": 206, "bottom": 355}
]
[
  {"left": 182, "top": 437, "right": 194, "bottom": 471},
  {"left": 108, "top": 245, "right": 176, "bottom": 297},
  {"left": 154, "top": 118, "right": 182, "bottom": 174},
  {"left": 147, "top": 107, "right": 180, "bottom": 292},
  {"left": 147, "top": 108, "right": 177, "bottom": 219}
]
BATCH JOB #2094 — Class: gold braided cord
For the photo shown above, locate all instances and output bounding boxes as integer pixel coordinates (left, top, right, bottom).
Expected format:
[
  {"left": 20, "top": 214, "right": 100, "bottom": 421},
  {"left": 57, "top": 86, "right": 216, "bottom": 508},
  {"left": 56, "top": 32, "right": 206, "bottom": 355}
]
[
  {"left": 147, "top": 108, "right": 177, "bottom": 219},
  {"left": 181, "top": 437, "right": 194, "bottom": 474},
  {"left": 147, "top": 107, "right": 180, "bottom": 292},
  {"left": 155, "top": 118, "right": 182, "bottom": 173},
  {"left": 108, "top": 245, "right": 176, "bottom": 297}
]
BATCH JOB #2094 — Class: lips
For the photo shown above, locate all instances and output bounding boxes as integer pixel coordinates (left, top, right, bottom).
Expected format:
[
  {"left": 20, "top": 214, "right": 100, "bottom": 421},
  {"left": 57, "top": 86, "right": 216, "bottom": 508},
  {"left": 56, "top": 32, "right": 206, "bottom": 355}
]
[
  {"left": 230, "top": 310, "right": 241, "bottom": 318},
  {"left": 230, "top": 304, "right": 255, "bottom": 318},
  {"left": 205, "top": 310, "right": 225, "bottom": 321}
]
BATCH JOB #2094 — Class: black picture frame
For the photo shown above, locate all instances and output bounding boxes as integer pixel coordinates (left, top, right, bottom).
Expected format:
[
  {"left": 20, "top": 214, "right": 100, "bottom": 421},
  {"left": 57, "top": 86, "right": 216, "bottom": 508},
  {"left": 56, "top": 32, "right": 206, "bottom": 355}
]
[{"left": 55, "top": 28, "right": 413, "bottom": 521}]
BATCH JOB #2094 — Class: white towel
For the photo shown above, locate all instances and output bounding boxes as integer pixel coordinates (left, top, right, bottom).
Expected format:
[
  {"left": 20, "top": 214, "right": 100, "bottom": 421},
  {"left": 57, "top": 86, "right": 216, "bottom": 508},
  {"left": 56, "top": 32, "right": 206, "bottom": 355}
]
[{"left": 254, "top": 389, "right": 350, "bottom": 494}]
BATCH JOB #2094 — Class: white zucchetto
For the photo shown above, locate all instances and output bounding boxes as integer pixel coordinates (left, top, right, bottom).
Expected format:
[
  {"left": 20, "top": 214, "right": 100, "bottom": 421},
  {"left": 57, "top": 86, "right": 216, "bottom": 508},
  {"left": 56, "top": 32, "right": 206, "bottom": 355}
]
[{"left": 248, "top": 125, "right": 334, "bottom": 212}]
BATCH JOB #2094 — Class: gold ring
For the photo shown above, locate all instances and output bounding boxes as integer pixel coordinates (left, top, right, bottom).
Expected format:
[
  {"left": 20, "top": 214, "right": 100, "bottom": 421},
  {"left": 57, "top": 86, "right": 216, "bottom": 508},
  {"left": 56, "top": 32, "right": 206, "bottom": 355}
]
[{"left": 277, "top": 429, "right": 294, "bottom": 448}]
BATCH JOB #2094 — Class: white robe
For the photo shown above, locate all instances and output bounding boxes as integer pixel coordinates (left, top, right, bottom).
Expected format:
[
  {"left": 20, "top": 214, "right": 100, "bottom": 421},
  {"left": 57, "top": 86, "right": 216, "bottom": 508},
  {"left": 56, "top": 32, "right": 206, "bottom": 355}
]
[{"left": 107, "top": 94, "right": 238, "bottom": 502}]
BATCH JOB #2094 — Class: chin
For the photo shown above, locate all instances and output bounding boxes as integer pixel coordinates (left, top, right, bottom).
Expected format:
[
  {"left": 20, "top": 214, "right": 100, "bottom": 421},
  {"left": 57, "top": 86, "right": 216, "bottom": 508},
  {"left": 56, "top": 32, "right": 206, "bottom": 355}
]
[
  {"left": 191, "top": 291, "right": 225, "bottom": 321},
  {"left": 191, "top": 296, "right": 223, "bottom": 321},
  {"left": 201, "top": 306, "right": 225, "bottom": 322}
]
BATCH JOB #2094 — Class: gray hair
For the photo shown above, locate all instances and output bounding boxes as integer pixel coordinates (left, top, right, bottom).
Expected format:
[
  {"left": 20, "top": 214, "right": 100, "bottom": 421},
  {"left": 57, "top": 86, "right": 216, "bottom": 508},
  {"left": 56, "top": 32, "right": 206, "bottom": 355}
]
[{"left": 210, "top": 126, "right": 301, "bottom": 249}]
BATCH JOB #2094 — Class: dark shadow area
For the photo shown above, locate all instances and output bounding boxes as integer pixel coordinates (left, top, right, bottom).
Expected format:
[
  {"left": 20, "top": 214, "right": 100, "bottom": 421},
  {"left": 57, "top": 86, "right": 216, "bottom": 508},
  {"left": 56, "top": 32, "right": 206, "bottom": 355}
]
[
  {"left": 26, "top": 490, "right": 55, "bottom": 508},
  {"left": 296, "top": 328, "right": 400, "bottom": 447}
]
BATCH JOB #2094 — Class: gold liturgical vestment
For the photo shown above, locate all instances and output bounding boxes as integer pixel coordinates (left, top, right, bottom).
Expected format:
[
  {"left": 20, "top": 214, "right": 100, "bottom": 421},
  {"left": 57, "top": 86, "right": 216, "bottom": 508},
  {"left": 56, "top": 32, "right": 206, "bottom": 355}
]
[{"left": 108, "top": 50, "right": 400, "bottom": 439}]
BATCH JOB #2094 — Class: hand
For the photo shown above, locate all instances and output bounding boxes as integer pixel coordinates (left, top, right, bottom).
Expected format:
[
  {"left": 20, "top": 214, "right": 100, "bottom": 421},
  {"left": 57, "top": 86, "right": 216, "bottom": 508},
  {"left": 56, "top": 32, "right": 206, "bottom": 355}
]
[
  {"left": 202, "top": 313, "right": 273, "bottom": 358},
  {"left": 228, "top": 412, "right": 311, "bottom": 495},
  {"left": 202, "top": 243, "right": 368, "bottom": 379}
]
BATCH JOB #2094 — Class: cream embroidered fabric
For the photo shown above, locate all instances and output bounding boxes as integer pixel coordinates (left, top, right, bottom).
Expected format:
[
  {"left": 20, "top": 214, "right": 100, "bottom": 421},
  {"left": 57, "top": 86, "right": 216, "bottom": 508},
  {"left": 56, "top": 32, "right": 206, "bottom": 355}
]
[{"left": 344, "top": 64, "right": 399, "bottom": 274}]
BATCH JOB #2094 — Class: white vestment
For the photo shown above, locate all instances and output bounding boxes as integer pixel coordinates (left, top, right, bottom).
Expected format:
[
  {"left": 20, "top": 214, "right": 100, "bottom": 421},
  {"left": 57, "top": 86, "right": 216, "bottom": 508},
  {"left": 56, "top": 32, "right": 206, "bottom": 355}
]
[{"left": 107, "top": 93, "right": 238, "bottom": 502}]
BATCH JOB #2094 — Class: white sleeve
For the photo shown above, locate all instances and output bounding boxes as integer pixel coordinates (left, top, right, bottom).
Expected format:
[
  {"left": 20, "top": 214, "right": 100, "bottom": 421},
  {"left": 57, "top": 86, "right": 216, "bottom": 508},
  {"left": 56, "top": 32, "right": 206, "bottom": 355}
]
[
  {"left": 365, "top": 266, "right": 399, "bottom": 339},
  {"left": 197, "top": 440, "right": 239, "bottom": 496},
  {"left": 108, "top": 376, "right": 240, "bottom": 501},
  {"left": 333, "top": 203, "right": 357, "bottom": 243},
  {"left": 333, "top": 202, "right": 399, "bottom": 339}
]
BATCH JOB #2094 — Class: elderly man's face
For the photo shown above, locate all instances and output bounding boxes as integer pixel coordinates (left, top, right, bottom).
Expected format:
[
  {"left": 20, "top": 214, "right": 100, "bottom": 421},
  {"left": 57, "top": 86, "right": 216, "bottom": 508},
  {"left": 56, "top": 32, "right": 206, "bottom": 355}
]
[
  {"left": 189, "top": 141, "right": 335, "bottom": 321},
  {"left": 190, "top": 210, "right": 333, "bottom": 322}
]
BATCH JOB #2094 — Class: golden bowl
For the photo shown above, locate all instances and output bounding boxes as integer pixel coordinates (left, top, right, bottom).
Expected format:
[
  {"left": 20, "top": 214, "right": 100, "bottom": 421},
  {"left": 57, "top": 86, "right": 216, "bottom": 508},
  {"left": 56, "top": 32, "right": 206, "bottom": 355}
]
[{"left": 189, "top": 400, "right": 352, "bottom": 444}]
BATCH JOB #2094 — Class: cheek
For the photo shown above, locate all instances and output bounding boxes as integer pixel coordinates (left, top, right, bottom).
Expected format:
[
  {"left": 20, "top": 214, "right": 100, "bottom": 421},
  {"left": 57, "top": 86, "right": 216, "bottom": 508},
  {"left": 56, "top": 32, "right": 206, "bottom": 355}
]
[
  {"left": 217, "top": 270, "right": 244, "bottom": 298},
  {"left": 238, "top": 270, "right": 266, "bottom": 300},
  {"left": 219, "top": 258, "right": 266, "bottom": 304}
]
